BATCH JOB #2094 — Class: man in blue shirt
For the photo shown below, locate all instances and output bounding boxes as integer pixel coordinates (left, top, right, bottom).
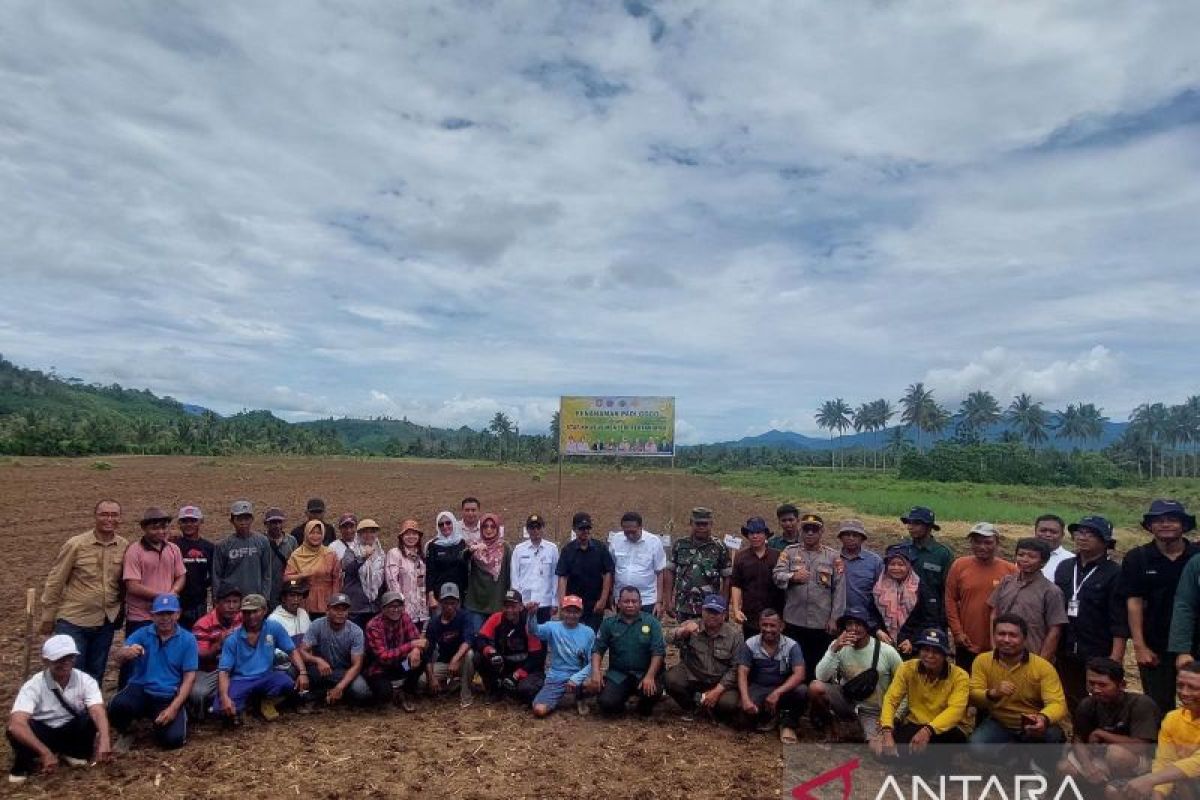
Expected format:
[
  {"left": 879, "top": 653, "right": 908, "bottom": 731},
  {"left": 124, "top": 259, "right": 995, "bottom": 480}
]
[
  {"left": 837, "top": 520, "right": 884, "bottom": 630},
  {"left": 527, "top": 595, "right": 594, "bottom": 718},
  {"left": 214, "top": 594, "right": 307, "bottom": 724},
  {"left": 108, "top": 594, "right": 198, "bottom": 749},
  {"left": 736, "top": 608, "right": 807, "bottom": 744}
]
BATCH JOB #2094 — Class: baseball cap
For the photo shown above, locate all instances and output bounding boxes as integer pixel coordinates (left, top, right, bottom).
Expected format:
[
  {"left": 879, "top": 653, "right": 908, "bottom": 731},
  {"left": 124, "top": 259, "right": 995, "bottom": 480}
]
[
  {"left": 280, "top": 577, "right": 309, "bottom": 596},
  {"left": 240, "top": 594, "right": 268, "bottom": 611},
  {"left": 151, "top": 594, "right": 181, "bottom": 614},
  {"left": 572, "top": 511, "right": 593, "bottom": 530},
  {"left": 327, "top": 593, "right": 352, "bottom": 608},
  {"left": 215, "top": 583, "right": 244, "bottom": 600},
  {"left": 380, "top": 591, "right": 405, "bottom": 607},
  {"left": 901, "top": 506, "right": 940, "bottom": 530},
  {"left": 525, "top": 513, "right": 545, "bottom": 528},
  {"left": 264, "top": 507, "right": 286, "bottom": 523},
  {"left": 691, "top": 507, "right": 714, "bottom": 522},
  {"left": 968, "top": 522, "right": 999, "bottom": 538},
  {"left": 338, "top": 513, "right": 358, "bottom": 528},
  {"left": 913, "top": 627, "right": 951, "bottom": 655},
  {"left": 701, "top": 594, "right": 727, "bottom": 613},
  {"left": 1143, "top": 499, "right": 1197, "bottom": 533},
  {"left": 306, "top": 497, "right": 326, "bottom": 513},
  {"left": 439, "top": 583, "right": 461, "bottom": 601},
  {"left": 42, "top": 634, "right": 80, "bottom": 662},
  {"left": 503, "top": 589, "right": 523, "bottom": 605},
  {"left": 837, "top": 519, "right": 868, "bottom": 538},
  {"left": 561, "top": 595, "right": 584, "bottom": 610},
  {"left": 1068, "top": 515, "right": 1116, "bottom": 545},
  {"left": 356, "top": 518, "right": 380, "bottom": 532},
  {"left": 140, "top": 506, "right": 173, "bottom": 525},
  {"left": 230, "top": 500, "right": 253, "bottom": 517},
  {"left": 741, "top": 517, "right": 770, "bottom": 536},
  {"left": 177, "top": 505, "right": 203, "bottom": 521}
]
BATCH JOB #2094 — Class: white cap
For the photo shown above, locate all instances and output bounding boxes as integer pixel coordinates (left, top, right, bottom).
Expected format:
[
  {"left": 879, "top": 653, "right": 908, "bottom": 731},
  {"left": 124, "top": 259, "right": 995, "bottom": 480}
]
[
  {"left": 42, "top": 634, "right": 80, "bottom": 661},
  {"left": 968, "top": 522, "right": 999, "bottom": 538}
]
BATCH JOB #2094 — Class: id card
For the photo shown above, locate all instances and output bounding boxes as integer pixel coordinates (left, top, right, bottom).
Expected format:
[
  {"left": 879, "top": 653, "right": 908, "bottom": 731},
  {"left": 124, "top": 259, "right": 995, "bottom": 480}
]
[{"left": 1067, "top": 599, "right": 1079, "bottom": 618}]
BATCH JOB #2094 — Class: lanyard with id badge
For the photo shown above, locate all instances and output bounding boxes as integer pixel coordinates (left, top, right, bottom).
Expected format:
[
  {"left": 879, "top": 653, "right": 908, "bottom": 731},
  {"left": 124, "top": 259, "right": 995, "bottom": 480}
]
[{"left": 1068, "top": 563, "right": 1097, "bottom": 618}]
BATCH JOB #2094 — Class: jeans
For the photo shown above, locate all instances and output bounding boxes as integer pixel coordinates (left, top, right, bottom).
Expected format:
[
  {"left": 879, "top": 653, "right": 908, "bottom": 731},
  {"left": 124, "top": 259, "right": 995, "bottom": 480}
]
[
  {"left": 6, "top": 716, "right": 96, "bottom": 776},
  {"left": 303, "top": 666, "right": 373, "bottom": 705},
  {"left": 463, "top": 611, "right": 488, "bottom": 648},
  {"left": 53, "top": 619, "right": 116, "bottom": 685},
  {"left": 969, "top": 716, "right": 1066, "bottom": 767},
  {"left": 739, "top": 684, "right": 809, "bottom": 729},
  {"left": 107, "top": 684, "right": 187, "bottom": 749}
]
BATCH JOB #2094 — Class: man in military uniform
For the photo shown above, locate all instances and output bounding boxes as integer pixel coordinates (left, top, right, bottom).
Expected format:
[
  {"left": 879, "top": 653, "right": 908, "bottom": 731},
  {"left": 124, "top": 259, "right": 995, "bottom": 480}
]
[
  {"left": 663, "top": 508, "right": 732, "bottom": 621},
  {"left": 899, "top": 506, "right": 953, "bottom": 629},
  {"left": 665, "top": 594, "right": 744, "bottom": 721},
  {"left": 772, "top": 512, "right": 846, "bottom": 679}
]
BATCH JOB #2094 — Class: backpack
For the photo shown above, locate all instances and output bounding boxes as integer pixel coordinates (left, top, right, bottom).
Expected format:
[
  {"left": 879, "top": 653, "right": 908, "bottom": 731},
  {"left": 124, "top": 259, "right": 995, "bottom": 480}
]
[{"left": 839, "top": 637, "right": 881, "bottom": 704}]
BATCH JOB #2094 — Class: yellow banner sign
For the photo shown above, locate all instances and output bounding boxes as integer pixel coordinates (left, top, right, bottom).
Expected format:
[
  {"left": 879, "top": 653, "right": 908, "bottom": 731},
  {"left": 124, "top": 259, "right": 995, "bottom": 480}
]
[{"left": 559, "top": 396, "right": 675, "bottom": 457}]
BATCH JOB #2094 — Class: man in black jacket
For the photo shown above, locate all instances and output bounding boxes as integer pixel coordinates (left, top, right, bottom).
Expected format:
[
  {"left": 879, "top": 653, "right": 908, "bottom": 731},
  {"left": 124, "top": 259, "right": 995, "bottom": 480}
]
[{"left": 475, "top": 590, "right": 546, "bottom": 704}]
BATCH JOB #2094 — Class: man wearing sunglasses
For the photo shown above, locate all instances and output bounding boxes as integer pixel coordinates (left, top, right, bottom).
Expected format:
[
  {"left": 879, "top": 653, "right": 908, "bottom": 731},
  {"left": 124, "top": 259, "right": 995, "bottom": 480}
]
[{"left": 556, "top": 512, "right": 614, "bottom": 632}]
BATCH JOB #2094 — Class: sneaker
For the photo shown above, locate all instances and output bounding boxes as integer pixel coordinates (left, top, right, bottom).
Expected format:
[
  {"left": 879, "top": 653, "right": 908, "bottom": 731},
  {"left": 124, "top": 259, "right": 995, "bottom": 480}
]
[
  {"left": 8, "top": 774, "right": 28, "bottom": 784},
  {"left": 112, "top": 733, "right": 133, "bottom": 755},
  {"left": 259, "top": 696, "right": 281, "bottom": 721},
  {"left": 460, "top": 695, "right": 474, "bottom": 709}
]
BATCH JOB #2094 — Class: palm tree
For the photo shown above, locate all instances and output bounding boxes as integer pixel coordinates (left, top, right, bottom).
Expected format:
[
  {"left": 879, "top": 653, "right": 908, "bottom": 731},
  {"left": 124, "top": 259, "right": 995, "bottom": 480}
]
[
  {"left": 899, "top": 383, "right": 948, "bottom": 450},
  {"left": 884, "top": 426, "right": 910, "bottom": 466},
  {"left": 815, "top": 399, "right": 853, "bottom": 468},
  {"left": 1006, "top": 393, "right": 1049, "bottom": 448},
  {"left": 852, "top": 403, "right": 872, "bottom": 467},
  {"left": 957, "top": 390, "right": 1001, "bottom": 442},
  {"left": 1055, "top": 403, "right": 1084, "bottom": 450},
  {"left": 1130, "top": 403, "right": 1169, "bottom": 478},
  {"left": 869, "top": 399, "right": 895, "bottom": 468},
  {"left": 1185, "top": 396, "right": 1200, "bottom": 477},
  {"left": 487, "top": 411, "right": 512, "bottom": 462}
]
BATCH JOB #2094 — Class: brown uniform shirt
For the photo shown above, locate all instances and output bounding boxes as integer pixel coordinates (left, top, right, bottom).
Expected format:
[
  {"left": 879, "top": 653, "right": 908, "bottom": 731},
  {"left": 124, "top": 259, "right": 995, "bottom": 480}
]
[
  {"left": 671, "top": 621, "right": 744, "bottom": 688},
  {"left": 41, "top": 530, "right": 130, "bottom": 627},
  {"left": 988, "top": 572, "right": 1068, "bottom": 655}
]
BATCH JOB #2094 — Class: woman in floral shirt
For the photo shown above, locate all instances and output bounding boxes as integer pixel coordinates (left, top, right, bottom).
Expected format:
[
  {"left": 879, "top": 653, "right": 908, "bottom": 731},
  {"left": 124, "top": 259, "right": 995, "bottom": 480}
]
[{"left": 386, "top": 519, "right": 429, "bottom": 630}]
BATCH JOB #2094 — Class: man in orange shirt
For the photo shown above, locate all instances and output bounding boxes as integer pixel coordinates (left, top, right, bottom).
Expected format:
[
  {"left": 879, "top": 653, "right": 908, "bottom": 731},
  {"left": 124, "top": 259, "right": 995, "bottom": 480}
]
[{"left": 945, "top": 522, "right": 1015, "bottom": 673}]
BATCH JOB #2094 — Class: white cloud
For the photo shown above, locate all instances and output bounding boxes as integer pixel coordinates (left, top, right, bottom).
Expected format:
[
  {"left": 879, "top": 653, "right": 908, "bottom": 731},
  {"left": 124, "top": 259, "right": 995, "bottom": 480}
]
[
  {"left": 1, "top": 2, "right": 1197, "bottom": 441},
  {"left": 925, "top": 346, "right": 1121, "bottom": 407}
]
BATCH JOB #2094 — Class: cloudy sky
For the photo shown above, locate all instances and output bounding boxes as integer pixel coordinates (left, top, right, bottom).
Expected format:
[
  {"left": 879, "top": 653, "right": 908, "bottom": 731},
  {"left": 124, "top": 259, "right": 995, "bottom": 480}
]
[{"left": 3, "top": 2, "right": 1198, "bottom": 442}]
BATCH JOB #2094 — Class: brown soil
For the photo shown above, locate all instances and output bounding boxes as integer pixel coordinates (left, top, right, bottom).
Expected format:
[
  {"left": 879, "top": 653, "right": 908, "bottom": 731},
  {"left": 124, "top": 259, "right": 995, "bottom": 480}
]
[{"left": 0, "top": 456, "right": 797, "bottom": 799}]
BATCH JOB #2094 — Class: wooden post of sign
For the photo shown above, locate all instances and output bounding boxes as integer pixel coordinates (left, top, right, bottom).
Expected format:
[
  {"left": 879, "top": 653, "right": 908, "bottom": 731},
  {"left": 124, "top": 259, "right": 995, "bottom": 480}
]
[
  {"left": 555, "top": 453, "right": 565, "bottom": 540},
  {"left": 667, "top": 453, "right": 676, "bottom": 535},
  {"left": 23, "top": 587, "right": 35, "bottom": 678}
]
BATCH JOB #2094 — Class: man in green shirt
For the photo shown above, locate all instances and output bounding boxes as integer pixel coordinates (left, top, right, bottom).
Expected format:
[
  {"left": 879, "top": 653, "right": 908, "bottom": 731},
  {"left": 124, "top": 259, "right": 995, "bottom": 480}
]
[
  {"left": 663, "top": 507, "right": 731, "bottom": 621},
  {"left": 665, "top": 594, "right": 743, "bottom": 721},
  {"left": 587, "top": 586, "right": 665, "bottom": 716},
  {"left": 899, "top": 506, "right": 952, "bottom": 628}
]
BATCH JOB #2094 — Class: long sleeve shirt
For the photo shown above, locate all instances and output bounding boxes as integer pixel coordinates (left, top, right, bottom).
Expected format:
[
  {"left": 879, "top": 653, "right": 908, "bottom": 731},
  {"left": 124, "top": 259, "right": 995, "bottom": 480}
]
[
  {"left": 528, "top": 617, "right": 594, "bottom": 684},
  {"left": 879, "top": 659, "right": 969, "bottom": 734},
  {"left": 1169, "top": 555, "right": 1200, "bottom": 658},
  {"left": 814, "top": 638, "right": 903, "bottom": 711},
  {"left": 477, "top": 611, "right": 544, "bottom": 676},
  {"left": 510, "top": 539, "right": 559, "bottom": 607},
  {"left": 1153, "top": 707, "right": 1200, "bottom": 796},
  {"left": 968, "top": 650, "right": 1068, "bottom": 731},
  {"left": 772, "top": 544, "right": 846, "bottom": 630},
  {"left": 191, "top": 609, "right": 241, "bottom": 671},
  {"left": 40, "top": 530, "right": 129, "bottom": 627},
  {"left": 365, "top": 612, "right": 421, "bottom": 675},
  {"left": 671, "top": 622, "right": 743, "bottom": 689},
  {"left": 211, "top": 532, "right": 273, "bottom": 599},
  {"left": 385, "top": 548, "right": 429, "bottom": 625}
]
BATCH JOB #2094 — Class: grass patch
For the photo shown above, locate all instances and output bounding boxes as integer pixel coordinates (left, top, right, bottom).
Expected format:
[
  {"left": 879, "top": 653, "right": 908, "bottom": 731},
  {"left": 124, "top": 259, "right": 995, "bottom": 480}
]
[
  {"left": 90, "top": 461, "right": 113, "bottom": 471},
  {"left": 714, "top": 468, "right": 1200, "bottom": 529}
]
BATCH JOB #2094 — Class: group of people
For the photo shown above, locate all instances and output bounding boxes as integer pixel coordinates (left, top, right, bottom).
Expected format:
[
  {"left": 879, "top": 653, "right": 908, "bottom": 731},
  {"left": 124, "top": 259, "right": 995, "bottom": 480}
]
[{"left": 11, "top": 492, "right": 1200, "bottom": 797}]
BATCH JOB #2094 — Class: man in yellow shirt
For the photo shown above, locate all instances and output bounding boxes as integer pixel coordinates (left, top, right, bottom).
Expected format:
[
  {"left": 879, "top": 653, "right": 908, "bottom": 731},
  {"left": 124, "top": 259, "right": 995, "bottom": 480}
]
[
  {"left": 969, "top": 613, "right": 1068, "bottom": 758},
  {"left": 1125, "top": 662, "right": 1200, "bottom": 799},
  {"left": 873, "top": 627, "right": 968, "bottom": 758}
]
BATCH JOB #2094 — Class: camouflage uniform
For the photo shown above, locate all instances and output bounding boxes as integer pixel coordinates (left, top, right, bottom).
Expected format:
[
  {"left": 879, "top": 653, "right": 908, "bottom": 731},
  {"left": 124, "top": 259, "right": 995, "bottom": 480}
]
[{"left": 667, "top": 537, "right": 732, "bottom": 619}]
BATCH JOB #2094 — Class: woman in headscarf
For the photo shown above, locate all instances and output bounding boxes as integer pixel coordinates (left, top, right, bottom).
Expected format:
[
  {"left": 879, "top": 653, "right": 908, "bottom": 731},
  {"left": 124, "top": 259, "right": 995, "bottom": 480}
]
[
  {"left": 342, "top": 518, "right": 387, "bottom": 629},
  {"left": 285, "top": 519, "right": 342, "bottom": 618},
  {"left": 872, "top": 545, "right": 940, "bottom": 656},
  {"left": 425, "top": 510, "right": 468, "bottom": 608},
  {"left": 463, "top": 512, "right": 511, "bottom": 645},
  {"left": 386, "top": 519, "right": 429, "bottom": 631}
]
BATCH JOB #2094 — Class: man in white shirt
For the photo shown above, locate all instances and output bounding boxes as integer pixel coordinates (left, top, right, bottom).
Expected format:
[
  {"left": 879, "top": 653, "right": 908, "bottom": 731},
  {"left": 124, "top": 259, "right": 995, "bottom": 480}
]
[
  {"left": 608, "top": 511, "right": 667, "bottom": 617},
  {"left": 268, "top": 578, "right": 312, "bottom": 668},
  {"left": 511, "top": 514, "right": 559, "bottom": 624},
  {"left": 1036, "top": 514, "right": 1072, "bottom": 580},
  {"left": 7, "top": 635, "right": 113, "bottom": 783}
]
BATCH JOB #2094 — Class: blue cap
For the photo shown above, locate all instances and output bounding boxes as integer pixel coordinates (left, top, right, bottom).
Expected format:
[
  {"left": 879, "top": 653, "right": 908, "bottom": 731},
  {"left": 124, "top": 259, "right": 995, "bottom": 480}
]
[
  {"left": 900, "top": 506, "right": 940, "bottom": 531},
  {"left": 1143, "top": 499, "right": 1196, "bottom": 533},
  {"left": 1068, "top": 515, "right": 1115, "bottom": 544},
  {"left": 151, "top": 594, "right": 181, "bottom": 614},
  {"left": 741, "top": 516, "right": 770, "bottom": 536},
  {"left": 914, "top": 627, "right": 951, "bottom": 655},
  {"left": 701, "top": 594, "right": 727, "bottom": 613}
]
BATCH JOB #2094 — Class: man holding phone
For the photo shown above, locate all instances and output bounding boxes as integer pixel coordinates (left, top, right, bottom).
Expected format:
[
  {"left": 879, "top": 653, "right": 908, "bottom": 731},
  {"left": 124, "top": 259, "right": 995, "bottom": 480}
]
[{"left": 967, "top": 613, "right": 1068, "bottom": 758}]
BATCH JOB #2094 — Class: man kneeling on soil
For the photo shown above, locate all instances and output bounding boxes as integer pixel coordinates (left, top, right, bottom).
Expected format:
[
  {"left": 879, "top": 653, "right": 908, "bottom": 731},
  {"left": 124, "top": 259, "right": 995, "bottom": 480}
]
[
  {"left": 587, "top": 586, "right": 665, "bottom": 717},
  {"left": 809, "top": 612, "right": 901, "bottom": 742},
  {"left": 108, "top": 594, "right": 197, "bottom": 750},
  {"left": 475, "top": 590, "right": 545, "bottom": 704},
  {"left": 215, "top": 594, "right": 306, "bottom": 724},
  {"left": 1124, "top": 663, "right": 1200, "bottom": 799},
  {"left": 1057, "top": 657, "right": 1159, "bottom": 795},
  {"left": 6, "top": 635, "right": 113, "bottom": 784},
  {"left": 365, "top": 592, "right": 426, "bottom": 711},
  {"left": 527, "top": 596, "right": 594, "bottom": 718},
  {"left": 874, "top": 628, "right": 968, "bottom": 758},
  {"left": 299, "top": 594, "right": 371, "bottom": 707},
  {"left": 735, "top": 609, "right": 807, "bottom": 744},
  {"left": 664, "top": 593, "right": 743, "bottom": 721}
]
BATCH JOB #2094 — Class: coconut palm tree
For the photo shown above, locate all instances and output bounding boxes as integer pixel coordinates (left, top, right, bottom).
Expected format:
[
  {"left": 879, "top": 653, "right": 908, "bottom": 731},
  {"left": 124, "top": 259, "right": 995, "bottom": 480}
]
[
  {"left": 488, "top": 411, "right": 513, "bottom": 462},
  {"left": 957, "top": 390, "right": 1001, "bottom": 442},
  {"left": 1130, "top": 403, "right": 1169, "bottom": 478},
  {"left": 816, "top": 398, "right": 853, "bottom": 468},
  {"left": 1006, "top": 393, "right": 1049, "bottom": 448},
  {"left": 899, "top": 383, "right": 943, "bottom": 450}
]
